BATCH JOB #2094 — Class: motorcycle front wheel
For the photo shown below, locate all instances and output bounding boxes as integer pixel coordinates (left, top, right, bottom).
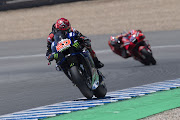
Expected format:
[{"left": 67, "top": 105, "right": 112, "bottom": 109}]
[
  {"left": 140, "top": 48, "right": 156, "bottom": 65},
  {"left": 70, "top": 66, "right": 93, "bottom": 99},
  {"left": 94, "top": 82, "right": 107, "bottom": 98},
  {"left": 140, "top": 48, "right": 151, "bottom": 65}
]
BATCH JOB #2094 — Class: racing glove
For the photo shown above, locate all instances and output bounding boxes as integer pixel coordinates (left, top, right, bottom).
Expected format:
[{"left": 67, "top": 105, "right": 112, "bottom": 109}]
[
  {"left": 47, "top": 53, "right": 59, "bottom": 61},
  {"left": 47, "top": 54, "right": 54, "bottom": 61}
]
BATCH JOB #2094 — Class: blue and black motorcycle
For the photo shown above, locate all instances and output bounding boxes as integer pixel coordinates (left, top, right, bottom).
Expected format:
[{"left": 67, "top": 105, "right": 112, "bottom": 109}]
[{"left": 50, "top": 31, "right": 107, "bottom": 99}]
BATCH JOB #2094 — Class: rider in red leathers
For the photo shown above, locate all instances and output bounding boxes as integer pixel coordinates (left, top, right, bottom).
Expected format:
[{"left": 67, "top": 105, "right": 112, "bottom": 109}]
[
  {"left": 46, "top": 18, "right": 104, "bottom": 68},
  {"left": 108, "top": 29, "right": 145, "bottom": 59}
]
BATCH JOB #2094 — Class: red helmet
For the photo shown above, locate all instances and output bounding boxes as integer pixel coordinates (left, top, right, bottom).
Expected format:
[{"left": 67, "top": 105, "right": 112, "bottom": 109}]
[
  {"left": 55, "top": 18, "right": 71, "bottom": 31},
  {"left": 130, "top": 30, "right": 137, "bottom": 35}
]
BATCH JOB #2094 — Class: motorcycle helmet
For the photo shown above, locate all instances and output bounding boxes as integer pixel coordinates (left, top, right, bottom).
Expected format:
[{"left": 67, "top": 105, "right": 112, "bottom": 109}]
[
  {"left": 55, "top": 18, "right": 71, "bottom": 32},
  {"left": 130, "top": 30, "right": 137, "bottom": 35}
]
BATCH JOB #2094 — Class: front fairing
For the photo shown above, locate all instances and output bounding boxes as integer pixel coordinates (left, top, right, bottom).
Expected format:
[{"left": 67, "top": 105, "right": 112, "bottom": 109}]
[
  {"left": 122, "top": 37, "right": 130, "bottom": 50},
  {"left": 91, "top": 68, "right": 100, "bottom": 90},
  {"left": 51, "top": 31, "right": 77, "bottom": 53},
  {"left": 54, "top": 31, "right": 67, "bottom": 43}
]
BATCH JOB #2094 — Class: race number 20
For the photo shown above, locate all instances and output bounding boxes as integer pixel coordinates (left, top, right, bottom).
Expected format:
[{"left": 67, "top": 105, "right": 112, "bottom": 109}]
[{"left": 56, "top": 39, "right": 71, "bottom": 52}]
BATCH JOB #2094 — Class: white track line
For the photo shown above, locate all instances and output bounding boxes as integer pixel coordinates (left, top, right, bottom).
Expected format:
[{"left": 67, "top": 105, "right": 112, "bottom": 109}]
[{"left": 0, "top": 45, "right": 179, "bottom": 60}]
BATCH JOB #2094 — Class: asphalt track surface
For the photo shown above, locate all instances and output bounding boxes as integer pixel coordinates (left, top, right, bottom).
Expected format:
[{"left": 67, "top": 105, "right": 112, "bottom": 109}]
[{"left": 0, "top": 30, "right": 179, "bottom": 115}]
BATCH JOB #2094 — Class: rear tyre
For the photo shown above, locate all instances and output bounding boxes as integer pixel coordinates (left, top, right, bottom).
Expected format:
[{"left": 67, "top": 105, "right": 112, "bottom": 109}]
[{"left": 70, "top": 66, "right": 93, "bottom": 99}]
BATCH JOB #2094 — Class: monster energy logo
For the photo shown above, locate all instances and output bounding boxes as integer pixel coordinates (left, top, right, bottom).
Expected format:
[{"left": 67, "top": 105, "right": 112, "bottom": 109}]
[{"left": 73, "top": 42, "right": 80, "bottom": 48}]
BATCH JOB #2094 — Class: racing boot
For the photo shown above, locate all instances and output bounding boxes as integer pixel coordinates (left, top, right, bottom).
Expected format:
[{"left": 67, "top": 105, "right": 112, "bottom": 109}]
[{"left": 93, "top": 57, "right": 104, "bottom": 69}]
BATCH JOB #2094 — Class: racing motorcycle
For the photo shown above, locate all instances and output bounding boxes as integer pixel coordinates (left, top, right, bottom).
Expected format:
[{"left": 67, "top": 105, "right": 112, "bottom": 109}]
[
  {"left": 108, "top": 31, "right": 156, "bottom": 65},
  {"left": 49, "top": 31, "right": 107, "bottom": 99}
]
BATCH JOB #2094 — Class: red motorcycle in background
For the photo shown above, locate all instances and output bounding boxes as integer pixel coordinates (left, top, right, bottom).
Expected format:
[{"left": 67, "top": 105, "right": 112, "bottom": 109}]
[{"left": 108, "top": 30, "right": 156, "bottom": 65}]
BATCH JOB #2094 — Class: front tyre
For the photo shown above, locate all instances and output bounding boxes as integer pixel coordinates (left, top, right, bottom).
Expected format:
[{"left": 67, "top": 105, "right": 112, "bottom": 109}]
[
  {"left": 94, "top": 75, "right": 107, "bottom": 98},
  {"left": 70, "top": 66, "right": 93, "bottom": 99},
  {"left": 140, "top": 48, "right": 153, "bottom": 65},
  {"left": 151, "top": 56, "right": 156, "bottom": 65}
]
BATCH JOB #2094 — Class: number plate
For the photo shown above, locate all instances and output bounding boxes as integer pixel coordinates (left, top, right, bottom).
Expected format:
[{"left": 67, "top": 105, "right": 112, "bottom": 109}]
[{"left": 56, "top": 39, "right": 71, "bottom": 52}]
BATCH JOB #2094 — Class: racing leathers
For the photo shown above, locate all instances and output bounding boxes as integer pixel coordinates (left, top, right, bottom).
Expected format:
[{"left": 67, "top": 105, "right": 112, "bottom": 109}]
[
  {"left": 108, "top": 30, "right": 146, "bottom": 59},
  {"left": 46, "top": 24, "right": 104, "bottom": 69}
]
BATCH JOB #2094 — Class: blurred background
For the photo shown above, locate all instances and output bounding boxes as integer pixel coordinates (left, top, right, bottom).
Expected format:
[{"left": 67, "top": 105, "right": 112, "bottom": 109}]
[{"left": 0, "top": 0, "right": 179, "bottom": 42}]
